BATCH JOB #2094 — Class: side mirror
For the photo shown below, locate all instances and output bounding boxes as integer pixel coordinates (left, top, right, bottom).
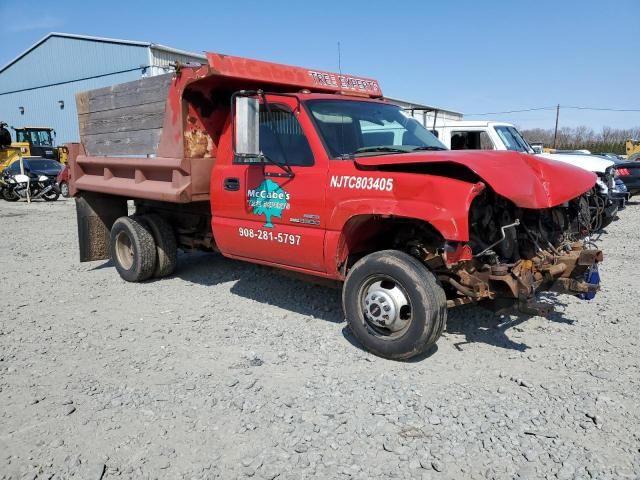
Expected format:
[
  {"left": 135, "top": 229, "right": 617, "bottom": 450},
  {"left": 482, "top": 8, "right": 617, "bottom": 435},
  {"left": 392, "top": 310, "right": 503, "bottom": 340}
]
[{"left": 234, "top": 96, "right": 260, "bottom": 158}]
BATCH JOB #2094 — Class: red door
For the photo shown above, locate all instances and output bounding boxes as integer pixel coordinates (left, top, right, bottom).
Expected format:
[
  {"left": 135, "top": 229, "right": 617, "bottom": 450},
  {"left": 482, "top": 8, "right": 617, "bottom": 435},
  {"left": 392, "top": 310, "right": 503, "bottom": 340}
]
[{"left": 212, "top": 95, "right": 328, "bottom": 272}]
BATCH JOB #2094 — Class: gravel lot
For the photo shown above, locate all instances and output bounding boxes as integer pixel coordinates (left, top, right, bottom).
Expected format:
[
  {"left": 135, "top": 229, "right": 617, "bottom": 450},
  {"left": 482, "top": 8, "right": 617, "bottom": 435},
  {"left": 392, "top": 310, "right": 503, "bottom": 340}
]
[{"left": 1, "top": 198, "right": 639, "bottom": 480}]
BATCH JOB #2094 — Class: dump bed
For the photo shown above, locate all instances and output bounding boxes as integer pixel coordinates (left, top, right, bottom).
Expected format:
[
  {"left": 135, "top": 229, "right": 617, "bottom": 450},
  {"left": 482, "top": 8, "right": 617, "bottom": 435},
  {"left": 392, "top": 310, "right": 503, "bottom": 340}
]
[
  {"left": 70, "top": 52, "right": 382, "bottom": 203},
  {"left": 72, "top": 73, "right": 214, "bottom": 203}
]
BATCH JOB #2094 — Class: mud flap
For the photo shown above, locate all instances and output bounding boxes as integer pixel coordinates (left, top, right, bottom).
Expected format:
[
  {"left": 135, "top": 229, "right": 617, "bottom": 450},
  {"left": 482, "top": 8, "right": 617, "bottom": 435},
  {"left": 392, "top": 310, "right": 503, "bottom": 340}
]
[{"left": 75, "top": 193, "right": 127, "bottom": 262}]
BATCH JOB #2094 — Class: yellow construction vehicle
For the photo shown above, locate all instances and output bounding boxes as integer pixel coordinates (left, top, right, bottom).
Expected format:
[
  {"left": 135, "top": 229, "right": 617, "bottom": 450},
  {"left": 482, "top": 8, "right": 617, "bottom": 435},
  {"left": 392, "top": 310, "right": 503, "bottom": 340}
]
[
  {"left": 626, "top": 139, "right": 640, "bottom": 160},
  {"left": 0, "top": 121, "right": 26, "bottom": 173},
  {"left": 11, "top": 127, "right": 68, "bottom": 164}
]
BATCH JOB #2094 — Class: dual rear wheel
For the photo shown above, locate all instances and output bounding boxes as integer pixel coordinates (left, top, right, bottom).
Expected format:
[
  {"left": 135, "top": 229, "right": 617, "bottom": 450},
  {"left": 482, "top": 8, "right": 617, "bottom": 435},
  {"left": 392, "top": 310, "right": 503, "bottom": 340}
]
[{"left": 110, "top": 214, "right": 177, "bottom": 282}]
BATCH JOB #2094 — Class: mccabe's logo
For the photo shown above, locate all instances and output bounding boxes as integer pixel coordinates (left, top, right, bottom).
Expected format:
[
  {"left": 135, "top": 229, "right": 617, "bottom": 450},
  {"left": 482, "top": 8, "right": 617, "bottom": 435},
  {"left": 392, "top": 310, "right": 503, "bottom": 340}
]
[{"left": 247, "top": 180, "right": 290, "bottom": 228}]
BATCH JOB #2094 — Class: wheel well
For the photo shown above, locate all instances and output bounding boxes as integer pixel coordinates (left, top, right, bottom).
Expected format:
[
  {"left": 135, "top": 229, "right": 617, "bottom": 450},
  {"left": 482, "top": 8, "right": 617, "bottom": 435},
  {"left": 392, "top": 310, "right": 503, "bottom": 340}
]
[{"left": 337, "top": 215, "right": 445, "bottom": 274}]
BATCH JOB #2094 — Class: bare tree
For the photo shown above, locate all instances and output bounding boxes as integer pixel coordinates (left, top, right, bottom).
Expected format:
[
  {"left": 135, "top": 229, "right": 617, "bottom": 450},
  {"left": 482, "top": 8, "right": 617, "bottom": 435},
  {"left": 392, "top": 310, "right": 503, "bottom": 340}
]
[{"left": 520, "top": 125, "right": 640, "bottom": 154}]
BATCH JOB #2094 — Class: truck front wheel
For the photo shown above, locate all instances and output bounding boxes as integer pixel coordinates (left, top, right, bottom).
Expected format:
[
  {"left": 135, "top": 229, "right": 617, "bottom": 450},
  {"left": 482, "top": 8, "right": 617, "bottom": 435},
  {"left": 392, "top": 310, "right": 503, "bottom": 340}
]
[
  {"left": 110, "top": 216, "right": 157, "bottom": 282},
  {"left": 342, "top": 250, "right": 446, "bottom": 360}
]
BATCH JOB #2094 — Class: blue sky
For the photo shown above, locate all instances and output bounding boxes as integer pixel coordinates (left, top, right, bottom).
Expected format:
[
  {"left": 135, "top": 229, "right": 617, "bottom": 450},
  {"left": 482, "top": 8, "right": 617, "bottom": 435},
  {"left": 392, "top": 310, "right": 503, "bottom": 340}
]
[{"left": 1, "top": 0, "right": 638, "bottom": 130}]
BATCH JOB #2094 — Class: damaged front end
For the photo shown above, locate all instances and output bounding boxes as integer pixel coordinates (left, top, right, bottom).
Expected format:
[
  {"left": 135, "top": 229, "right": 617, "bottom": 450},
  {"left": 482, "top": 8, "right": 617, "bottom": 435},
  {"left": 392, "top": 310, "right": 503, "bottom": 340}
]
[{"left": 415, "top": 189, "right": 603, "bottom": 316}]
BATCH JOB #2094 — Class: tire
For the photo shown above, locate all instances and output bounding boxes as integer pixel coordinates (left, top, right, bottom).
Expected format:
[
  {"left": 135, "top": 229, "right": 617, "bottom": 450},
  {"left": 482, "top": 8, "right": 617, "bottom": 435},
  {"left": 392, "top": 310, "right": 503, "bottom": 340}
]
[
  {"left": 109, "top": 216, "right": 157, "bottom": 282},
  {"left": 139, "top": 213, "right": 177, "bottom": 278},
  {"left": 42, "top": 188, "right": 60, "bottom": 201},
  {"left": 342, "top": 250, "right": 447, "bottom": 360},
  {"left": 59, "top": 182, "right": 69, "bottom": 198},
  {"left": 3, "top": 189, "right": 19, "bottom": 202}
]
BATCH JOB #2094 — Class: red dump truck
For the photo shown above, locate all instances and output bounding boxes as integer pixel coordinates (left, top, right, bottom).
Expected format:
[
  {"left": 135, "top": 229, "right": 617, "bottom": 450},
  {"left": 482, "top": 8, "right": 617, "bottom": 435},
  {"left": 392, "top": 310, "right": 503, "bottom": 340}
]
[{"left": 70, "top": 53, "right": 602, "bottom": 359}]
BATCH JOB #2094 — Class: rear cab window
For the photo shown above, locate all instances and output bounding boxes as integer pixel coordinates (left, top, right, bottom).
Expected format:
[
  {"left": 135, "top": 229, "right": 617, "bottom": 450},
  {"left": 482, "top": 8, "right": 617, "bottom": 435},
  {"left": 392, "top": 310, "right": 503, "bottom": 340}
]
[{"left": 450, "top": 130, "right": 495, "bottom": 150}]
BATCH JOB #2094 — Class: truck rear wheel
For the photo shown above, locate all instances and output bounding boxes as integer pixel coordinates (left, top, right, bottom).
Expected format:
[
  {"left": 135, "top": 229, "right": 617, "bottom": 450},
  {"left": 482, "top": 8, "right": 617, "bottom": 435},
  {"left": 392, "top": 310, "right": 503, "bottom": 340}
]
[
  {"left": 140, "top": 213, "right": 177, "bottom": 278},
  {"left": 110, "top": 216, "right": 157, "bottom": 282},
  {"left": 342, "top": 250, "right": 446, "bottom": 360}
]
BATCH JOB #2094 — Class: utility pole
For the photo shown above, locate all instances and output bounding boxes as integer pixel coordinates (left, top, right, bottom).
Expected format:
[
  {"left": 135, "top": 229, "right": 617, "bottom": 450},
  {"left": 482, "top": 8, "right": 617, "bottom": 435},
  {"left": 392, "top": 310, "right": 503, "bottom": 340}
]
[{"left": 553, "top": 104, "right": 560, "bottom": 149}]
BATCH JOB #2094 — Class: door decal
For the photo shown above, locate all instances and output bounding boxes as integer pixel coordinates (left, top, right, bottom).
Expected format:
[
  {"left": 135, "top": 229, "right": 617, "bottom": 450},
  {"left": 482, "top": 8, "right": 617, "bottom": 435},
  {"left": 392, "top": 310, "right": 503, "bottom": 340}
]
[{"left": 247, "top": 179, "right": 291, "bottom": 228}]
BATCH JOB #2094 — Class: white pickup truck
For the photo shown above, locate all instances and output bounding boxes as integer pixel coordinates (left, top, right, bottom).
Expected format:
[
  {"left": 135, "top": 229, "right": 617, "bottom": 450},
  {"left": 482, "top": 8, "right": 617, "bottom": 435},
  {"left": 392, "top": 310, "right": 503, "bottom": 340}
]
[{"left": 426, "top": 120, "right": 621, "bottom": 230}]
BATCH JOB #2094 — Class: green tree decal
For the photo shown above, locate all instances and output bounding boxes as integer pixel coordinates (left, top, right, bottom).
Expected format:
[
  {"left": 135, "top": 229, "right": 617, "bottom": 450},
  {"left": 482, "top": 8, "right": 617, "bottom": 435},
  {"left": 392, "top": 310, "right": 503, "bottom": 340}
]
[{"left": 250, "top": 179, "right": 289, "bottom": 228}]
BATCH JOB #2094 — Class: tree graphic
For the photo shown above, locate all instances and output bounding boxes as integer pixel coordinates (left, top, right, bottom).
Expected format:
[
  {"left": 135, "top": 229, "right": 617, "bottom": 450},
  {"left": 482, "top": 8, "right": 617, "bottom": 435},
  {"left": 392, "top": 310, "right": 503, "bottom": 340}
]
[{"left": 251, "top": 179, "right": 289, "bottom": 228}]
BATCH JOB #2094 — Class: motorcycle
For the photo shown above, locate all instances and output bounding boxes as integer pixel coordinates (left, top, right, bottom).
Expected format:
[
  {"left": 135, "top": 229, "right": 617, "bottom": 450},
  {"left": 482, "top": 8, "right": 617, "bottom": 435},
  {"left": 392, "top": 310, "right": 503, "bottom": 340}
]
[{"left": 2, "top": 168, "right": 60, "bottom": 202}]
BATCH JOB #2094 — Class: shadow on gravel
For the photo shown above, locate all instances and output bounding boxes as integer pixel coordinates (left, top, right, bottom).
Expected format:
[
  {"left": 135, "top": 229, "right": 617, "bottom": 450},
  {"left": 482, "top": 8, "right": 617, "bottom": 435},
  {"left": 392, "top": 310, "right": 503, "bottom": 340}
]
[
  {"left": 445, "top": 305, "right": 531, "bottom": 352},
  {"left": 93, "top": 251, "right": 579, "bottom": 355},
  {"left": 445, "top": 293, "right": 576, "bottom": 352},
  {"left": 172, "top": 252, "right": 345, "bottom": 324},
  {"left": 90, "top": 259, "right": 114, "bottom": 270}
]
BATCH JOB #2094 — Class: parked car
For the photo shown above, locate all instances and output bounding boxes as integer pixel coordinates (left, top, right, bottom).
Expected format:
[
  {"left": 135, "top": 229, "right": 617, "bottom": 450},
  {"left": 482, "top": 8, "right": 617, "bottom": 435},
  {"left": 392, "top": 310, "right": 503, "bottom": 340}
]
[
  {"left": 2, "top": 157, "right": 62, "bottom": 201},
  {"left": 612, "top": 178, "right": 629, "bottom": 209},
  {"left": 57, "top": 164, "right": 70, "bottom": 197},
  {"left": 611, "top": 158, "right": 640, "bottom": 198}
]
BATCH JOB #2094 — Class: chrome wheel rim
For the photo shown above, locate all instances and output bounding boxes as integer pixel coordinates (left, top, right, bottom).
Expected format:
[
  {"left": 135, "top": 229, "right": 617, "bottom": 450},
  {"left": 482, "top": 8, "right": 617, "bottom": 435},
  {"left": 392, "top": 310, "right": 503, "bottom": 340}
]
[
  {"left": 359, "top": 275, "right": 412, "bottom": 339},
  {"left": 114, "top": 231, "right": 134, "bottom": 270}
]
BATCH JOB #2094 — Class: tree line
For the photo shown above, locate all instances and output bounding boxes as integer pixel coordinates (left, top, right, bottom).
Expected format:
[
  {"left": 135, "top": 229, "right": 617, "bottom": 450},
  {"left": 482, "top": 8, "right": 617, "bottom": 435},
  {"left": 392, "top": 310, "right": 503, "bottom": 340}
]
[{"left": 520, "top": 126, "right": 640, "bottom": 154}]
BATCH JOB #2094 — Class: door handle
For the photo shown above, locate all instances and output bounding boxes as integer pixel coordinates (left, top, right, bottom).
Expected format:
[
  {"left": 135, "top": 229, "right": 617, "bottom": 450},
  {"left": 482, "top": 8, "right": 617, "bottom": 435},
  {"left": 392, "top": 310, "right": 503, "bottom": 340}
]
[{"left": 224, "top": 177, "right": 240, "bottom": 191}]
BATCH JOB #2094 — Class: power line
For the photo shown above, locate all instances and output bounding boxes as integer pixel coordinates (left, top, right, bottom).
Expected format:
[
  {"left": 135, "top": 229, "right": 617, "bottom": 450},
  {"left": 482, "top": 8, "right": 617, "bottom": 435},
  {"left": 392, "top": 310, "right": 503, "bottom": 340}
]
[
  {"left": 466, "top": 107, "right": 556, "bottom": 116},
  {"left": 562, "top": 106, "right": 640, "bottom": 112},
  {"left": 466, "top": 105, "right": 640, "bottom": 116}
]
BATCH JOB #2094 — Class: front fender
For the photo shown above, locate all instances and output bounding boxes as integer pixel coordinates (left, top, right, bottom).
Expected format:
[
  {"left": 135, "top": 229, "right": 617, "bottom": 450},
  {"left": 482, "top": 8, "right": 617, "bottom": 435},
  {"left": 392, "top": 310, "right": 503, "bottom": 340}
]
[{"left": 327, "top": 179, "right": 484, "bottom": 241}]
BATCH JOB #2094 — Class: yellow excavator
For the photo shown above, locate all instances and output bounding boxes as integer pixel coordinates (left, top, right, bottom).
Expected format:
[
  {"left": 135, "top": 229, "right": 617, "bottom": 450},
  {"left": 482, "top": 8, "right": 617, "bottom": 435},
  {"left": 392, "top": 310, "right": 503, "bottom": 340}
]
[{"left": 626, "top": 139, "right": 640, "bottom": 161}]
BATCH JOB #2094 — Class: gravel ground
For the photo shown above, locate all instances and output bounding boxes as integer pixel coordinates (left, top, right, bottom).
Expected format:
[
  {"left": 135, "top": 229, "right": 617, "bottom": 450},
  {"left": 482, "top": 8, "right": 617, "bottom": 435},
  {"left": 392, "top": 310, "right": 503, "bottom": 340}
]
[{"left": 0, "top": 198, "right": 639, "bottom": 480}]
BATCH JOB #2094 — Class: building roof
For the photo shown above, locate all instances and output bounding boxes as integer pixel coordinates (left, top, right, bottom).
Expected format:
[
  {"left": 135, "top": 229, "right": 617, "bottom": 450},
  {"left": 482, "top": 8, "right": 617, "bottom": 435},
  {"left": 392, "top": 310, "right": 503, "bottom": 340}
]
[
  {"left": 386, "top": 96, "right": 462, "bottom": 116},
  {"left": 0, "top": 32, "right": 206, "bottom": 74}
]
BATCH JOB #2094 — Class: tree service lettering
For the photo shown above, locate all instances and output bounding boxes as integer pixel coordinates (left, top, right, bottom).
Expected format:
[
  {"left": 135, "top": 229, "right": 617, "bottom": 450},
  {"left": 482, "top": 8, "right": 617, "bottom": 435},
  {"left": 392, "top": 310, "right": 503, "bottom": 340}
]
[{"left": 329, "top": 175, "right": 394, "bottom": 192}]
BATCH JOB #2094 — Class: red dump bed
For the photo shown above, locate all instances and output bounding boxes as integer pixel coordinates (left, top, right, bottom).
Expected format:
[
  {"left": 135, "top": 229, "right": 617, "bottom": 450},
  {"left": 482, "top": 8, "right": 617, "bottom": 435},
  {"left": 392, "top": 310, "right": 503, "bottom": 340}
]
[{"left": 70, "top": 53, "right": 382, "bottom": 203}]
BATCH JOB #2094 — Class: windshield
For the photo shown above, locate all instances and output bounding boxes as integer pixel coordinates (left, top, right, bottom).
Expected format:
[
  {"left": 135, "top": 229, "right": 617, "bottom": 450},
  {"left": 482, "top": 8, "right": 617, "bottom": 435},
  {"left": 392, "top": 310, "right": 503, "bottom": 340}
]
[
  {"left": 17, "top": 130, "right": 53, "bottom": 146},
  {"left": 306, "top": 100, "right": 446, "bottom": 158},
  {"left": 25, "top": 159, "right": 61, "bottom": 171},
  {"left": 494, "top": 126, "right": 533, "bottom": 153}
]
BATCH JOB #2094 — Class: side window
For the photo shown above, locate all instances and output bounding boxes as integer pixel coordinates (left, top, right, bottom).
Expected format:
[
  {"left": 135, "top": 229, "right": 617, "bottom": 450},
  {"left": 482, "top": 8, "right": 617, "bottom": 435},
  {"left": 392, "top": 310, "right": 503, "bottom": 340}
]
[
  {"left": 450, "top": 131, "right": 495, "bottom": 150},
  {"left": 259, "top": 105, "right": 314, "bottom": 166}
]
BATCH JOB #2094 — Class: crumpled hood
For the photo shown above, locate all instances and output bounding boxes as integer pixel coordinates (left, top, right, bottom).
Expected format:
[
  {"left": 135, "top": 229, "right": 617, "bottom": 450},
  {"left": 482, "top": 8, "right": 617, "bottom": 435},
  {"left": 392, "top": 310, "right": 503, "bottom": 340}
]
[
  {"left": 355, "top": 150, "right": 596, "bottom": 209},
  {"left": 538, "top": 153, "right": 614, "bottom": 174}
]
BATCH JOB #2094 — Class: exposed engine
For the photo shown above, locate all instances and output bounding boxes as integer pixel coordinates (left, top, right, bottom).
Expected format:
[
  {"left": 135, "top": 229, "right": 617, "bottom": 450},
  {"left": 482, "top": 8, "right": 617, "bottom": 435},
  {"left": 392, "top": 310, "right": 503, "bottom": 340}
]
[
  {"left": 468, "top": 189, "right": 592, "bottom": 263},
  {"left": 402, "top": 187, "right": 603, "bottom": 316}
]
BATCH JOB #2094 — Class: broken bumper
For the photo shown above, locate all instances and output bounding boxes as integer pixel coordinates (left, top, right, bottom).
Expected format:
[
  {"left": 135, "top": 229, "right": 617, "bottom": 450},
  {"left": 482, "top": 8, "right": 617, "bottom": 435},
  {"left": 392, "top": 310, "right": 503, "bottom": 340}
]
[{"left": 448, "top": 243, "right": 603, "bottom": 315}]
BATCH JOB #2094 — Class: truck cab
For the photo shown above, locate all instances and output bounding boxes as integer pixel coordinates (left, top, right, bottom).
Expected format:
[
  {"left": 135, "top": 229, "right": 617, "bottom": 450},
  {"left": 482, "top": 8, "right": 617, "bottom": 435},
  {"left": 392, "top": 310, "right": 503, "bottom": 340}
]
[{"left": 69, "top": 53, "right": 602, "bottom": 360}]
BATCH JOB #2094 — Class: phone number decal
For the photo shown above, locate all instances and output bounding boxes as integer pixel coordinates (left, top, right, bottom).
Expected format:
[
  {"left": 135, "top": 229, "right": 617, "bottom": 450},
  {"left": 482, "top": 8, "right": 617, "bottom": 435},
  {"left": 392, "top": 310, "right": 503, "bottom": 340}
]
[{"left": 239, "top": 227, "right": 301, "bottom": 246}]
